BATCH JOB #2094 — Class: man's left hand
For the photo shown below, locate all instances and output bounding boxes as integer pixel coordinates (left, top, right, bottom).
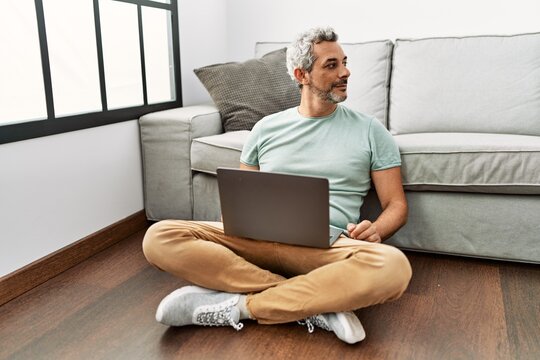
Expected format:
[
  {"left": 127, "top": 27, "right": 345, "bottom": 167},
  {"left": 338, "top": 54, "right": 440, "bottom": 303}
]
[{"left": 347, "top": 220, "right": 382, "bottom": 243}]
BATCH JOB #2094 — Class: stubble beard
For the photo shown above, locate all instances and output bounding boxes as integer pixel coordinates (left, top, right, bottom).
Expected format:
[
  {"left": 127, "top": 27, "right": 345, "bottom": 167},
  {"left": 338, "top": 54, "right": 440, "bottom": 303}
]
[{"left": 308, "top": 81, "right": 348, "bottom": 104}]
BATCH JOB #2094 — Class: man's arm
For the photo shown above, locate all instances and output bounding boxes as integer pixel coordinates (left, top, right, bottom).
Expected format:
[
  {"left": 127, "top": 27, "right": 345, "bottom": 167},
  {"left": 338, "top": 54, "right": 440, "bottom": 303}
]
[
  {"left": 347, "top": 167, "right": 408, "bottom": 243},
  {"left": 240, "top": 163, "right": 260, "bottom": 171}
]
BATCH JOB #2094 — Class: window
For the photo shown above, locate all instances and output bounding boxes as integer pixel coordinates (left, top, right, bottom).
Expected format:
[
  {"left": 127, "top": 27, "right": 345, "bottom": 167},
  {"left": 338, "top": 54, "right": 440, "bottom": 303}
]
[
  {"left": 0, "top": 0, "right": 47, "bottom": 125},
  {"left": 44, "top": 0, "right": 102, "bottom": 117},
  {"left": 142, "top": 6, "right": 176, "bottom": 104},
  {"left": 100, "top": 0, "right": 145, "bottom": 109},
  {"left": 0, "top": 0, "right": 181, "bottom": 144}
]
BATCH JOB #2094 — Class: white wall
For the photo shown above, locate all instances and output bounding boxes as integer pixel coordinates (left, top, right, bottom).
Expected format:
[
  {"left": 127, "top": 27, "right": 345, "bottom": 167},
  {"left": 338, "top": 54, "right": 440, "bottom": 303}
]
[
  {"left": 180, "top": 0, "right": 540, "bottom": 104},
  {"left": 226, "top": 0, "right": 540, "bottom": 60},
  {"left": 179, "top": 0, "right": 228, "bottom": 105},
  {"left": 0, "top": 121, "right": 143, "bottom": 277}
]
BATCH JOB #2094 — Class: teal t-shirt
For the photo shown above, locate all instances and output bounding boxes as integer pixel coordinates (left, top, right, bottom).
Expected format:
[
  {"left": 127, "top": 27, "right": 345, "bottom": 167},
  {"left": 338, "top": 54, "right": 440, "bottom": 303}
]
[{"left": 240, "top": 105, "right": 401, "bottom": 230}]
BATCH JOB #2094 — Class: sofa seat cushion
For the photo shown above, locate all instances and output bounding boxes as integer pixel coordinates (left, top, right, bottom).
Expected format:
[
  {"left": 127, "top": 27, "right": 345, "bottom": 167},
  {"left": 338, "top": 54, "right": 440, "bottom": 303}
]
[
  {"left": 395, "top": 133, "right": 540, "bottom": 194},
  {"left": 191, "top": 131, "right": 250, "bottom": 174}
]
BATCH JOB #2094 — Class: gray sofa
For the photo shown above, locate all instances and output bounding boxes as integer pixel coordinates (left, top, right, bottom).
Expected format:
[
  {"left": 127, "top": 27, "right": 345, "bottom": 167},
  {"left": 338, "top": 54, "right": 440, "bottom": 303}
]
[{"left": 139, "top": 32, "right": 540, "bottom": 263}]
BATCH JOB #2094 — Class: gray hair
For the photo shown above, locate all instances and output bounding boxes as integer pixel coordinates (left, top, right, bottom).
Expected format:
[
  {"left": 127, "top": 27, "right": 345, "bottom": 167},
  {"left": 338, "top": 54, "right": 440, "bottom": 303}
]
[{"left": 286, "top": 27, "right": 339, "bottom": 87}]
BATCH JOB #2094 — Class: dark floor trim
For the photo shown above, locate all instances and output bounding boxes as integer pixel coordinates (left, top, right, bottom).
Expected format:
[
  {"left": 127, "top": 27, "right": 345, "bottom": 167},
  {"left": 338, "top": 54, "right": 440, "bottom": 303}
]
[{"left": 0, "top": 210, "right": 150, "bottom": 306}]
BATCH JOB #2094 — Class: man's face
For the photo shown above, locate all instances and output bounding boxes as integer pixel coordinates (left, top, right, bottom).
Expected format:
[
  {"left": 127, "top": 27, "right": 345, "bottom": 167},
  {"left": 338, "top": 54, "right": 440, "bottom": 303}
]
[{"left": 304, "top": 41, "right": 350, "bottom": 103}]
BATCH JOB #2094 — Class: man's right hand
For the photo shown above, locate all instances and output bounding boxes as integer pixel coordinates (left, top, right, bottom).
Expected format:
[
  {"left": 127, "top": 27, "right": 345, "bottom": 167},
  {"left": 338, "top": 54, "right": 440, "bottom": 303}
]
[{"left": 347, "top": 221, "right": 382, "bottom": 243}]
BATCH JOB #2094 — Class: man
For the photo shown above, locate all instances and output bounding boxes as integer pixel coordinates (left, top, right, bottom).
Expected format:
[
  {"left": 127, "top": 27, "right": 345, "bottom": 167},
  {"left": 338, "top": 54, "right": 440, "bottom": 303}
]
[{"left": 143, "top": 27, "right": 412, "bottom": 344}]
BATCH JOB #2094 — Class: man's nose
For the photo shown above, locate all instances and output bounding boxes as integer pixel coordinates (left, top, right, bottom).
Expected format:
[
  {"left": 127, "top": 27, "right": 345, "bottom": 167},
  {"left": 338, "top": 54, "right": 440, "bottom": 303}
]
[{"left": 340, "top": 65, "right": 350, "bottom": 78}]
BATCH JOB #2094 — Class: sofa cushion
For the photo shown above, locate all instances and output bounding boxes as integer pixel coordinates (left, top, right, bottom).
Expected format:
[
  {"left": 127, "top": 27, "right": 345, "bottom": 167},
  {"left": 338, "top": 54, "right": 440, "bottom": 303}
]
[
  {"left": 194, "top": 48, "right": 300, "bottom": 132},
  {"left": 256, "top": 41, "right": 393, "bottom": 127},
  {"left": 395, "top": 133, "right": 540, "bottom": 194},
  {"left": 192, "top": 131, "right": 540, "bottom": 195},
  {"left": 389, "top": 32, "right": 540, "bottom": 136},
  {"left": 191, "top": 131, "right": 250, "bottom": 174}
]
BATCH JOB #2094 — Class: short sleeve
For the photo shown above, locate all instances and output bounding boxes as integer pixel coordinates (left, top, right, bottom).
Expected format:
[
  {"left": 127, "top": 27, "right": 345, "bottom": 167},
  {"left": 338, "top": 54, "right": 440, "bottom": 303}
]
[
  {"left": 240, "top": 121, "right": 262, "bottom": 166},
  {"left": 369, "top": 119, "right": 402, "bottom": 170}
]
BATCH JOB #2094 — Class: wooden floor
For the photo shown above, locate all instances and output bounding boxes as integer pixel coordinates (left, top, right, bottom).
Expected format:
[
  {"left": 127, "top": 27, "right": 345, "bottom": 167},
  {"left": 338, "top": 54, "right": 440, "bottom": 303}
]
[{"left": 1, "top": 228, "right": 539, "bottom": 360}]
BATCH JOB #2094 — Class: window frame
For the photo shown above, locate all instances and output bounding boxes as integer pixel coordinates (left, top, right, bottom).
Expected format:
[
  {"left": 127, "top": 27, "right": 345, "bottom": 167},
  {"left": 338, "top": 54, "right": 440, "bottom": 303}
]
[{"left": 0, "top": 0, "right": 181, "bottom": 144}]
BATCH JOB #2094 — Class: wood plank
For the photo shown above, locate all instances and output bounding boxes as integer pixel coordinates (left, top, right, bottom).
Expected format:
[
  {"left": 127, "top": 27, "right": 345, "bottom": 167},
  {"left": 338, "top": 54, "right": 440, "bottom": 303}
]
[
  {"left": 5, "top": 266, "right": 183, "bottom": 360},
  {"left": 355, "top": 252, "right": 511, "bottom": 359},
  {"left": 0, "top": 210, "right": 149, "bottom": 306},
  {"left": 500, "top": 262, "right": 540, "bottom": 360},
  {"left": 0, "top": 228, "right": 151, "bottom": 359}
]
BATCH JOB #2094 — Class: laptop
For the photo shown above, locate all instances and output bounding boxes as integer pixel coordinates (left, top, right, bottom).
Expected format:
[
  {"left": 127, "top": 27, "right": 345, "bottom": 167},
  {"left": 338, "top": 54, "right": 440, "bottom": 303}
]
[{"left": 216, "top": 167, "right": 344, "bottom": 248}]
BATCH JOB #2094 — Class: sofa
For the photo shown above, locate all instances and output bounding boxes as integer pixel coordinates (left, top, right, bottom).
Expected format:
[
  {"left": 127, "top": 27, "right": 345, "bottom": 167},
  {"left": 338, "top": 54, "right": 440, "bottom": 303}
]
[{"left": 139, "top": 32, "right": 540, "bottom": 263}]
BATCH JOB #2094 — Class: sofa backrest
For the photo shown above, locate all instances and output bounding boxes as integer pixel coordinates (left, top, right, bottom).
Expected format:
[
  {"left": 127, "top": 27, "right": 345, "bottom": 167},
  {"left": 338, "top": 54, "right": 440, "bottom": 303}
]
[
  {"left": 389, "top": 32, "right": 540, "bottom": 136},
  {"left": 255, "top": 41, "right": 393, "bottom": 127}
]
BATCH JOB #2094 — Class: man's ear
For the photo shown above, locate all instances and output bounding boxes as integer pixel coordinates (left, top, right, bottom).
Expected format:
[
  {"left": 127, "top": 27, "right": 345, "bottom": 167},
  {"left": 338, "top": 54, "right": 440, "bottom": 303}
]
[{"left": 294, "top": 68, "right": 309, "bottom": 85}]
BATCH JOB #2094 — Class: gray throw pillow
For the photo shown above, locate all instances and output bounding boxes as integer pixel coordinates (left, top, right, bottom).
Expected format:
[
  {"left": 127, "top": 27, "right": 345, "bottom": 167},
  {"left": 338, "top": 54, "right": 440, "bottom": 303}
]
[{"left": 194, "top": 48, "right": 301, "bottom": 132}]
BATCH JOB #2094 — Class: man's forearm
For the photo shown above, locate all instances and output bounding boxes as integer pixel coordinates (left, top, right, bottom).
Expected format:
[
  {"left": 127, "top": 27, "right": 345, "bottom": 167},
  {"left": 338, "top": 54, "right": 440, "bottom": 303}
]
[{"left": 373, "top": 201, "right": 408, "bottom": 241}]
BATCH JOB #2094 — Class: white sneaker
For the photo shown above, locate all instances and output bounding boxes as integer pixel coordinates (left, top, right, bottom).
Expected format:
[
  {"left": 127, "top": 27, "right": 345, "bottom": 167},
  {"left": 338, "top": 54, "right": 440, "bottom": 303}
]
[
  {"left": 156, "top": 285, "right": 244, "bottom": 331},
  {"left": 299, "top": 311, "right": 366, "bottom": 344}
]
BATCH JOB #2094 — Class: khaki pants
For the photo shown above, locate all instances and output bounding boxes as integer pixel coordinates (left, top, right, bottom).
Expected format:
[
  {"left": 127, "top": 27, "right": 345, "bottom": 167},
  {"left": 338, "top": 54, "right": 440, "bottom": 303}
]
[{"left": 142, "top": 220, "right": 412, "bottom": 325}]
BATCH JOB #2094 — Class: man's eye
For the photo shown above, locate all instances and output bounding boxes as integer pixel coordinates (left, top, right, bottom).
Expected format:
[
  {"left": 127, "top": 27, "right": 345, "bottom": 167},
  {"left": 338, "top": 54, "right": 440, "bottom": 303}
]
[
  {"left": 326, "top": 63, "right": 336, "bottom": 69},
  {"left": 343, "top": 61, "right": 348, "bottom": 67}
]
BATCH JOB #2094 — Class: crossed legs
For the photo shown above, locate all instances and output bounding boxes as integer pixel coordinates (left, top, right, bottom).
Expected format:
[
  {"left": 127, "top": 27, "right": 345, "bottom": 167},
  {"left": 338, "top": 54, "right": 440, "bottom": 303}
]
[{"left": 142, "top": 220, "right": 412, "bottom": 325}]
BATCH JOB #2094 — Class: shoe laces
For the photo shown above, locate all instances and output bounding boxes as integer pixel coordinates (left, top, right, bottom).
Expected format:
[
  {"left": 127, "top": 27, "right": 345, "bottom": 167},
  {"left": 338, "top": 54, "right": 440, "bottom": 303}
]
[
  {"left": 194, "top": 296, "right": 244, "bottom": 331},
  {"left": 298, "top": 315, "right": 331, "bottom": 333}
]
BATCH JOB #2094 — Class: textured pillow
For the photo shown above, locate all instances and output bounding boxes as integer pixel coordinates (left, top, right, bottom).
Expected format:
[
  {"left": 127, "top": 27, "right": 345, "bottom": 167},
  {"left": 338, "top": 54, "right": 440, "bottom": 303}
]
[{"left": 194, "top": 48, "right": 301, "bottom": 132}]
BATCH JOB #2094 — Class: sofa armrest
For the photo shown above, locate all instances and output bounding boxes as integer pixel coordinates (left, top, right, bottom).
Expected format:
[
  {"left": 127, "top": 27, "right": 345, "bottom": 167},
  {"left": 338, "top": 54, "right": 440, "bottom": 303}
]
[{"left": 139, "top": 104, "right": 223, "bottom": 220}]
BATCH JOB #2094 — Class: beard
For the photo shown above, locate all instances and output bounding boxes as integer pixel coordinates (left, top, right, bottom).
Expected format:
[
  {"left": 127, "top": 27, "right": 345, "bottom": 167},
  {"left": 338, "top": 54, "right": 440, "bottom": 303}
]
[{"left": 308, "top": 80, "right": 348, "bottom": 104}]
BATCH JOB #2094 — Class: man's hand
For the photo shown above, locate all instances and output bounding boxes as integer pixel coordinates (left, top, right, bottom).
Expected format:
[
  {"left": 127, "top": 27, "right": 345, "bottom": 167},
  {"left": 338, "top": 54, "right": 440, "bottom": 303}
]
[{"left": 347, "top": 220, "right": 382, "bottom": 243}]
